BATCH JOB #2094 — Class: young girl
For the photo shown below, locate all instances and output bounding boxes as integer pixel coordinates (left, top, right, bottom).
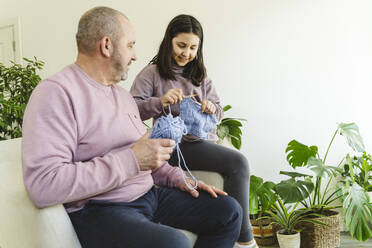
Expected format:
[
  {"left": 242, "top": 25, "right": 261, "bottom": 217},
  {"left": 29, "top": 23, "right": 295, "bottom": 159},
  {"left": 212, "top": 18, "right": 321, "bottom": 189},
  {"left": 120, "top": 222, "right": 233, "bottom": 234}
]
[{"left": 130, "top": 15, "right": 257, "bottom": 248}]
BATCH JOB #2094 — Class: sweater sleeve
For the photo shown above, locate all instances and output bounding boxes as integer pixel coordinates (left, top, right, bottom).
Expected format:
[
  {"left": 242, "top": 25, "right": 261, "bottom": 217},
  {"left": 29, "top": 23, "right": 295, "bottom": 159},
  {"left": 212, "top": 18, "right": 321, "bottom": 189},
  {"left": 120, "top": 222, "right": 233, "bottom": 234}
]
[
  {"left": 204, "top": 77, "right": 223, "bottom": 121},
  {"left": 22, "top": 82, "right": 140, "bottom": 208},
  {"left": 130, "top": 66, "right": 163, "bottom": 121},
  {"left": 151, "top": 162, "right": 183, "bottom": 188}
]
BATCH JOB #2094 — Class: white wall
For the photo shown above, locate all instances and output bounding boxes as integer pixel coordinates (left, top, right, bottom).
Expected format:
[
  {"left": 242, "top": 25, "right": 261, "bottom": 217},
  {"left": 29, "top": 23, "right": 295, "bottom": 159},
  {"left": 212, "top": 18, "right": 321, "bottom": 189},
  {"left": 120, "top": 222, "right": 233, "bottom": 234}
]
[{"left": 1, "top": 0, "right": 371, "bottom": 182}]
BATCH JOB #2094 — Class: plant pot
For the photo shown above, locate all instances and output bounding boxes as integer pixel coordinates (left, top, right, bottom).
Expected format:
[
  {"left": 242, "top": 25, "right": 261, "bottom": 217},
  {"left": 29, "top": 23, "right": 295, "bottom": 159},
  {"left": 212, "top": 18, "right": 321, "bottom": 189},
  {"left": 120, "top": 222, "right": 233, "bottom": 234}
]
[
  {"left": 296, "top": 210, "right": 340, "bottom": 248},
  {"left": 276, "top": 231, "right": 300, "bottom": 248},
  {"left": 251, "top": 218, "right": 277, "bottom": 246}
]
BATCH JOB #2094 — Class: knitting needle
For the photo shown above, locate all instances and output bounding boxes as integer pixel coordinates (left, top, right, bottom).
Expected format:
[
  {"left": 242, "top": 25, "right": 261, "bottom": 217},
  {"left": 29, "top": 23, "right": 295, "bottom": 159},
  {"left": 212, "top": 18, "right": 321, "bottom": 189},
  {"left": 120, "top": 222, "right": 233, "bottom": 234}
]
[{"left": 183, "top": 94, "right": 197, "bottom": 98}]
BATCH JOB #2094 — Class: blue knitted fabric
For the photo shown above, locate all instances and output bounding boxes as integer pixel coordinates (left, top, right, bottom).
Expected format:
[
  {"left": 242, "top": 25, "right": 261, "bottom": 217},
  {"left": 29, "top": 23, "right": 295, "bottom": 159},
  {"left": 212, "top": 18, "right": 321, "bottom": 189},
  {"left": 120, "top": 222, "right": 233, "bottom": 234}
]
[
  {"left": 150, "top": 107, "right": 197, "bottom": 190},
  {"left": 180, "top": 97, "right": 218, "bottom": 139}
]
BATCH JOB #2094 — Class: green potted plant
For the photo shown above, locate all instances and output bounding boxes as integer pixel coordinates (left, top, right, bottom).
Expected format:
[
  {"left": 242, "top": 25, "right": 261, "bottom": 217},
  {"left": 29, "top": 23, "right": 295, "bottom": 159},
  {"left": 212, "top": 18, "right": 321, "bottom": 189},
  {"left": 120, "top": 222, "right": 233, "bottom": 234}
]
[
  {"left": 337, "top": 152, "right": 372, "bottom": 241},
  {"left": 261, "top": 198, "right": 324, "bottom": 248},
  {"left": 216, "top": 105, "right": 246, "bottom": 150},
  {"left": 249, "top": 175, "right": 278, "bottom": 246},
  {"left": 275, "top": 122, "right": 366, "bottom": 247},
  {"left": 0, "top": 57, "right": 44, "bottom": 140}
]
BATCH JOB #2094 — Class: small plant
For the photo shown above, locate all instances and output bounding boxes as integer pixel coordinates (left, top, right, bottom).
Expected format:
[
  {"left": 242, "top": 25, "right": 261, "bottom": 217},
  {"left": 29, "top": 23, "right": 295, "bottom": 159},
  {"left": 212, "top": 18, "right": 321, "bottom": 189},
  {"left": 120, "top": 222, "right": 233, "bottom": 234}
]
[
  {"left": 0, "top": 57, "right": 44, "bottom": 140},
  {"left": 216, "top": 105, "right": 246, "bottom": 150},
  {"left": 261, "top": 198, "right": 324, "bottom": 235}
]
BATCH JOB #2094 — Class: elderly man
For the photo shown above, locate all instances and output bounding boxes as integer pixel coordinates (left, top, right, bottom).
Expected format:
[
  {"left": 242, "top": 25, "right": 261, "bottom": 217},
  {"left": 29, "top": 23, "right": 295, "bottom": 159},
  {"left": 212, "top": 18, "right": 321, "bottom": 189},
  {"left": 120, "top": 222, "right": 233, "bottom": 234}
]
[{"left": 22, "top": 6, "right": 242, "bottom": 248}]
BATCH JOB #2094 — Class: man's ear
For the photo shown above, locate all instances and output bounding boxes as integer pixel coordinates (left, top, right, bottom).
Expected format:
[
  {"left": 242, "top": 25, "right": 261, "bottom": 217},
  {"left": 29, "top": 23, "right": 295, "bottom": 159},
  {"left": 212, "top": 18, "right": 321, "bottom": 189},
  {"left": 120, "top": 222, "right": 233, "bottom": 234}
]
[{"left": 100, "top": 37, "right": 111, "bottom": 58}]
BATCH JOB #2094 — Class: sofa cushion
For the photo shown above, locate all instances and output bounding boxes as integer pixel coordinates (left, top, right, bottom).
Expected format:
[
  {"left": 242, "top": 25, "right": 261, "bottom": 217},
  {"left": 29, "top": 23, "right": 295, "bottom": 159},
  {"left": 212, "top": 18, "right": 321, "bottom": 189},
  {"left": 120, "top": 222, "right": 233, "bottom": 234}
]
[{"left": 0, "top": 138, "right": 81, "bottom": 248}]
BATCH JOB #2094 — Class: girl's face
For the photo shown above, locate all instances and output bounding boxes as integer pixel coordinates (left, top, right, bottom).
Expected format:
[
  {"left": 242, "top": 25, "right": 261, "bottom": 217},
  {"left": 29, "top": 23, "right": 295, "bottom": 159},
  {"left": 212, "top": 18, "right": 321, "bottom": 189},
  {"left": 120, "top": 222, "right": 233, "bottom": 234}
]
[{"left": 171, "top": 32, "right": 200, "bottom": 67}]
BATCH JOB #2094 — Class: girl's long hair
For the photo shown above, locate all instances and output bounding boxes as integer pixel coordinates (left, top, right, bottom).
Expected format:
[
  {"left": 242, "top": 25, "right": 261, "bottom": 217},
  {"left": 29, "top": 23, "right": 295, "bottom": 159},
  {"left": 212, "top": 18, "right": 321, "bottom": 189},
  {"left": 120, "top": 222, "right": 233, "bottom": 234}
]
[{"left": 150, "top": 14, "right": 206, "bottom": 86}]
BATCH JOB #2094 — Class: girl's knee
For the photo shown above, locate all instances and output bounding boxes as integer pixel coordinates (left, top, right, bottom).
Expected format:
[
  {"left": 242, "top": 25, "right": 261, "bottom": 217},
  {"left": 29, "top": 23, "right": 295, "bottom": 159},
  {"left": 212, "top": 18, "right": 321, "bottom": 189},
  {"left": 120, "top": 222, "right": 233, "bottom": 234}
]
[{"left": 229, "top": 153, "right": 250, "bottom": 176}]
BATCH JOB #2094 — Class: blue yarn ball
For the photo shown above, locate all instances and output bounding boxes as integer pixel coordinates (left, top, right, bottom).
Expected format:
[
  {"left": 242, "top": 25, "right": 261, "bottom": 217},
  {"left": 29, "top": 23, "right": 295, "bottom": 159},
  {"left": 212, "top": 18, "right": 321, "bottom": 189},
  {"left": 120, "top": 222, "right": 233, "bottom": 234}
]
[{"left": 150, "top": 114, "right": 187, "bottom": 144}]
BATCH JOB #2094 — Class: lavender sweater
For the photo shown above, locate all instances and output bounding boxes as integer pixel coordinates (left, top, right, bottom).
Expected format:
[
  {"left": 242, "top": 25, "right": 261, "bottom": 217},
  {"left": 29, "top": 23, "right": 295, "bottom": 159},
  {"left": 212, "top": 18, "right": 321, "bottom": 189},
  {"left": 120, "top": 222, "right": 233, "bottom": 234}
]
[
  {"left": 130, "top": 64, "right": 223, "bottom": 140},
  {"left": 22, "top": 64, "right": 182, "bottom": 213}
]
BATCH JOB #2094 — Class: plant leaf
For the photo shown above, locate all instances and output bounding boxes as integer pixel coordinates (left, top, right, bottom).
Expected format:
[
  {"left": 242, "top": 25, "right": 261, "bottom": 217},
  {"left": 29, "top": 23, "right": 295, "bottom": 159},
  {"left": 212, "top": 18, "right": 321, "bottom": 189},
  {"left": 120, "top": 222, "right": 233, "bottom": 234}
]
[
  {"left": 249, "top": 175, "right": 277, "bottom": 215},
  {"left": 307, "top": 157, "right": 341, "bottom": 178},
  {"left": 338, "top": 122, "right": 365, "bottom": 152},
  {"left": 275, "top": 178, "right": 314, "bottom": 203},
  {"left": 280, "top": 171, "right": 313, "bottom": 178},
  {"left": 223, "top": 105, "right": 232, "bottom": 112},
  {"left": 286, "top": 140, "right": 318, "bottom": 168},
  {"left": 216, "top": 124, "right": 229, "bottom": 141},
  {"left": 342, "top": 182, "right": 372, "bottom": 241}
]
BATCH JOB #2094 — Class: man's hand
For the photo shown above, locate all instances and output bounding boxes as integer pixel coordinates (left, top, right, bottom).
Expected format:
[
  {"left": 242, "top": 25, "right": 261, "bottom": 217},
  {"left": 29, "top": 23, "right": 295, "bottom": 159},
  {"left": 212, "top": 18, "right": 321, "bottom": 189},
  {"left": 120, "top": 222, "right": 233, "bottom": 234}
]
[
  {"left": 179, "top": 177, "right": 228, "bottom": 198},
  {"left": 201, "top": 100, "right": 216, "bottom": 114},
  {"left": 160, "top": 89, "right": 184, "bottom": 107},
  {"left": 130, "top": 130, "right": 175, "bottom": 171}
]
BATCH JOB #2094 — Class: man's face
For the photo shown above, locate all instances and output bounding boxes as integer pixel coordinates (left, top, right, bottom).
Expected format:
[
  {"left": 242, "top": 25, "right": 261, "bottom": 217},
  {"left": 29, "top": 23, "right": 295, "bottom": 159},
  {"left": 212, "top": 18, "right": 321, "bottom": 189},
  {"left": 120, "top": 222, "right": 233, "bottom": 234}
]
[{"left": 111, "top": 17, "right": 137, "bottom": 82}]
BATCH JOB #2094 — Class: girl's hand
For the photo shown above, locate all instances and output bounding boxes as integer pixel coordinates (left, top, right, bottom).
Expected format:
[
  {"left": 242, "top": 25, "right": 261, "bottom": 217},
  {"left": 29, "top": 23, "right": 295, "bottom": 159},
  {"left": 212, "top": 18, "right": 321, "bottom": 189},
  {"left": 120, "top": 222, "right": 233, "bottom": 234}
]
[
  {"left": 201, "top": 100, "right": 216, "bottom": 114},
  {"left": 160, "top": 89, "right": 183, "bottom": 107}
]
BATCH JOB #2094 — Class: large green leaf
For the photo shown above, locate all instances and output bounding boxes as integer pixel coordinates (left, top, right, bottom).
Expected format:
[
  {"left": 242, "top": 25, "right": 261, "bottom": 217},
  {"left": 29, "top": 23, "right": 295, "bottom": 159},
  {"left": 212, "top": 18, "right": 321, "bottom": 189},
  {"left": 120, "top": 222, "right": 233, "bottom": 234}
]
[
  {"left": 222, "top": 119, "right": 243, "bottom": 127},
  {"left": 338, "top": 123, "right": 365, "bottom": 152},
  {"left": 286, "top": 140, "right": 318, "bottom": 168},
  {"left": 342, "top": 182, "right": 372, "bottom": 241},
  {"left": 275, "top": 178, "right": 314, "bottom": 203},
  {"left": 249, "top": 175, "right": 277, "bottom": 215},
  {"left": 228, "top": 125, "right": 243, "bottom": 150},
  {"left": 307, "top": 157, "right": 341, "bottom": 178}
]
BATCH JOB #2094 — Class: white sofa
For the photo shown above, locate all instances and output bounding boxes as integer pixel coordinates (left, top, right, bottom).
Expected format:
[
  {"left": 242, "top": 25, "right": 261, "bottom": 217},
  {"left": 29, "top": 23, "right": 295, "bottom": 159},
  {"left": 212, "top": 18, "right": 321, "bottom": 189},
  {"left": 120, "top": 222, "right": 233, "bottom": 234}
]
[{"left": 0, "top": 138, "right": 224, "bottom": 248}]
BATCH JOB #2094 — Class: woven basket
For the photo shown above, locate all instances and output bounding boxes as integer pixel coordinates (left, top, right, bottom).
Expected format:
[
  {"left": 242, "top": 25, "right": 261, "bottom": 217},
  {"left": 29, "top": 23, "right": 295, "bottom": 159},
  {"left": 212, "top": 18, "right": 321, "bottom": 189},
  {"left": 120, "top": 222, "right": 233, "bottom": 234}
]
[
  {"left": 251, "top": 218, "right": 277, "bottom": 246},
  {"left": 297, "top": 210, "right": 340, "bottom": 248}
]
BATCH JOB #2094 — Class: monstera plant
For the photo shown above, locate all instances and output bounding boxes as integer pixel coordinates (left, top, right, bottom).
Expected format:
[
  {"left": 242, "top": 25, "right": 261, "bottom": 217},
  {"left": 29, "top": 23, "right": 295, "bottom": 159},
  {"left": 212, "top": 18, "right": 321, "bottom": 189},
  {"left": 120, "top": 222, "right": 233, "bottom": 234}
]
[{"left": 276, "top": 122, "right": 372, "bottom": 241}]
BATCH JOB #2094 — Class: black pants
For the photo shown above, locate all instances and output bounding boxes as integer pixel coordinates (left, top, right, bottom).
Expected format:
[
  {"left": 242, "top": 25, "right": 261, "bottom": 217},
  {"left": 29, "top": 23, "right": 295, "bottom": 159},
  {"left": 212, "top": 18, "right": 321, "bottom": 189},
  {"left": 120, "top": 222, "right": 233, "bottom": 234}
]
[
  {"left": 169, "top": 140, "right": 253, "bottom": 242},
  {"left": 69, "top": 187, "right": 242, "bottom": 248}
]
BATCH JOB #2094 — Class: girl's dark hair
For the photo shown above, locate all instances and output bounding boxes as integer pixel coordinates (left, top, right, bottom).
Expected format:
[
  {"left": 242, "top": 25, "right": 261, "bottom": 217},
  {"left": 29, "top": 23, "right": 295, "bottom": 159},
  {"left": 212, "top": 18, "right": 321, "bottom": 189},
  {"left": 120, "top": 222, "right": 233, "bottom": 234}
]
[{"left": 150, "top": 14, "right": 206, "bottom": 86}]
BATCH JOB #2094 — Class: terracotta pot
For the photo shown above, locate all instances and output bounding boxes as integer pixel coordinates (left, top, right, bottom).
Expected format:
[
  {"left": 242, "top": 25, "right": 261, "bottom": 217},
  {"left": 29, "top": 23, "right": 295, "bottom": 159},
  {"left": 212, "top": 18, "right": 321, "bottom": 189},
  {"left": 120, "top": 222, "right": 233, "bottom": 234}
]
[{"left": 276, "top": 231, "right": 300, "bottom": 248}]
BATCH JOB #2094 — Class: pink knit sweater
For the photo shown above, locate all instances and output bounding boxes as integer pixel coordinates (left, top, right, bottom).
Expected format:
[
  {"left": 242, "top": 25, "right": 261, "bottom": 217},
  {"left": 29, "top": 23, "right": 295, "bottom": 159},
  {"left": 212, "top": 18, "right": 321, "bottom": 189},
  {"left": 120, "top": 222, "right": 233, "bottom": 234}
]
[{"left": 22, "top": 64, "right": 182, "bottom": 213}]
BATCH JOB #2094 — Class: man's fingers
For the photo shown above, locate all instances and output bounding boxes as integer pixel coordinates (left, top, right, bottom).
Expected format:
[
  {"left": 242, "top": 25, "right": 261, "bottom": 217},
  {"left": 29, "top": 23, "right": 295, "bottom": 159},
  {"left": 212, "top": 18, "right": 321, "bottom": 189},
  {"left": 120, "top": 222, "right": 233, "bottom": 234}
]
[{"left": 157, "top": 138, "right": 175, "bottom": 148}]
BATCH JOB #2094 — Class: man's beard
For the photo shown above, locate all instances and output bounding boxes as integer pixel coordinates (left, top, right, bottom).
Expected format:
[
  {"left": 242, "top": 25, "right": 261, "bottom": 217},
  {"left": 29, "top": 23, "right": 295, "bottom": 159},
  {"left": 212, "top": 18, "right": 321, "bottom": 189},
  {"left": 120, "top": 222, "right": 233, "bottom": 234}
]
[{"left": 112, "top": 49, "right": 127, "bottom": 82}]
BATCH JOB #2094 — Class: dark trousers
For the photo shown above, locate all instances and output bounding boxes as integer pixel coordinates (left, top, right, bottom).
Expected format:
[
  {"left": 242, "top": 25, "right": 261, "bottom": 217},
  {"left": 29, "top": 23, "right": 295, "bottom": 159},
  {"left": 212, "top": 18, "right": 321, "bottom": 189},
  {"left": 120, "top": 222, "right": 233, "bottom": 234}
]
[
  {"left": 69, "top": 187, "right": 242, "bottom": 248},
  {"left": 169, "top": 140, "right": 253, "bottom": 242}
]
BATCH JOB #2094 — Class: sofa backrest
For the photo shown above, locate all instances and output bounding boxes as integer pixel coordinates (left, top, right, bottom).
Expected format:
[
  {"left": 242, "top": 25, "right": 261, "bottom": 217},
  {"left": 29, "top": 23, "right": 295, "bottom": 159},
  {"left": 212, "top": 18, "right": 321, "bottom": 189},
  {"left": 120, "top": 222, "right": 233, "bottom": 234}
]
[{"left": 0, "top": 138, "right": 81, "bottom": 248}]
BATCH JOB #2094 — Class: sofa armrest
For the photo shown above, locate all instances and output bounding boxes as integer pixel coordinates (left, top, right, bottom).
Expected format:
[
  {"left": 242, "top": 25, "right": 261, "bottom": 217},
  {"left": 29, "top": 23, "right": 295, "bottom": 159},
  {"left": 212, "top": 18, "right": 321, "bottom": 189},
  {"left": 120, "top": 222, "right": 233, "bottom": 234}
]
[{"left": 190, "top": 170, "right": 224, "bottom": 190}]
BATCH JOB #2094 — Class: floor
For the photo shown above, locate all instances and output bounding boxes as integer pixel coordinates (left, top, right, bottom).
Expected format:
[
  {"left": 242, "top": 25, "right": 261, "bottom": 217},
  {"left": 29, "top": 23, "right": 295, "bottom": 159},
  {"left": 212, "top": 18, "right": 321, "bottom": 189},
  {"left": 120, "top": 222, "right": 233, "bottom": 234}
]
[{"left": 261, "top": 232, "right": 372, "bottom": 248}]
